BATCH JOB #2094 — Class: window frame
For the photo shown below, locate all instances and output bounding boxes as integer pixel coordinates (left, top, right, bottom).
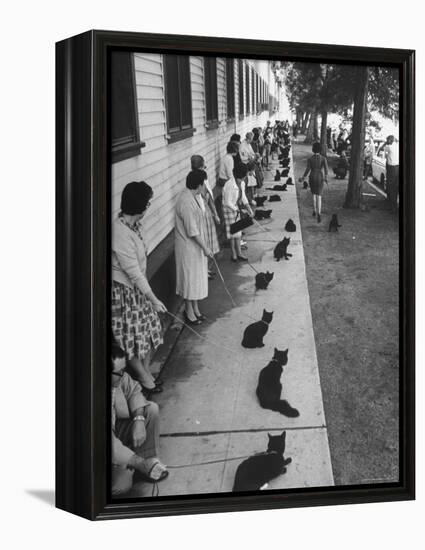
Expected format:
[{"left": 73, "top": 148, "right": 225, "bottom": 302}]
[
  {"left": 164, "top": 55, "right": 195, "bottom": 144},
  {"left": 238, "top": 59, "right": 244, "bottom": 119},
  {"left": 111, "top": 52, "right": 145, "bottom": 164},
  {"left": 245, "top": 63, "right": 250, "bottom": 115},
  {"left": 204, "top": 57, "right": 219, "bottom": 130},
  {"left": 226, "top": 58, "right": 235, "bottom": 122}
]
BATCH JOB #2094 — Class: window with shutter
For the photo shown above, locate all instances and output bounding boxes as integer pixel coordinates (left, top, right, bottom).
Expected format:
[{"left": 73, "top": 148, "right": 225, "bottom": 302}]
[
  {"left": 245, "top": 64, "right": 250, "bottom": 115},
  {"left": 238, "top": 59, "right": 244, "bottom": 118},
  {"left": 204, "top": 57, "right": 218, "bottom": 128},
  {"left": 226, "top": 58, "right": 235, "bottom": 121},
  {"left": 164, "top": 55, "right": 195, "bottom": 143},
  {"left": 111, "top": 51, "right": 145, "bottom": 163}
]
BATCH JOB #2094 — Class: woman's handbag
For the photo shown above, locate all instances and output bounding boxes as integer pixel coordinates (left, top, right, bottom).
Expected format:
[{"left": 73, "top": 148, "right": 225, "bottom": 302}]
[{"left": 230, "top": 211, "right": 253, "bottom": 234}]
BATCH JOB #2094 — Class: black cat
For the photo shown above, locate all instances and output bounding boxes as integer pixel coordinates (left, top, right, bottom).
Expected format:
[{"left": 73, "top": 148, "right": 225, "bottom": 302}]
[
  {"left": 285, "top": 219, "right": 296, "bottom": 232},
  {"left": 255, "top": 271, "right": 274, "bottom": 290},
  {"left": 254, "top": 209, "right": 273, "bottom": 220},
  {"left": 329, "top": 214, "right": 342, "bottom": 232},
  {"left": 280, "top": 158, "right": 290, "bottom": 168},
  {"left": 286, "top": 177, "right": 294, "bottom": 185},
  {"left": 256, "top": 348, "right": 300, "bottom": 417},
  {"left": 274, "top": 170, "right": 281, "bottom": 181},
  {"left": 241, "top": 309, "right": 273, "bottom": 348},
  {"left": 254, "top": 196, "right": 267, "bottom": 207},
  {"left": 274, "top": 237, "right": 292, "bottom": 261},
  {"left": 280, "top": 168, "right": 289, "bottom": 177},
  {"left": 267, "top": 184, "right": 287, "bottom": 191},
  {"left": 232, "top": 431, "right": 292, "bottom": 492},
  {"left": 303, "top": 181, "right": 309, "bottom": 189},
  {"left": 268, "top": 195, "right": 281, "bottom": 202}
]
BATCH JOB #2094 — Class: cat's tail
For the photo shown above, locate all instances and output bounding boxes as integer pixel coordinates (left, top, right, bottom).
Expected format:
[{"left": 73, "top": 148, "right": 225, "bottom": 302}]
[{"left": 270, "top": 400, "right": 300, "bottom": 417}]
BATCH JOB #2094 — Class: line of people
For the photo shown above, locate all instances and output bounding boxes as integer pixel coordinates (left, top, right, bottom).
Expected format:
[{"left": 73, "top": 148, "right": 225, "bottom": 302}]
[{"left": 110, "top": 119, "right": 293, "bottom": 496}]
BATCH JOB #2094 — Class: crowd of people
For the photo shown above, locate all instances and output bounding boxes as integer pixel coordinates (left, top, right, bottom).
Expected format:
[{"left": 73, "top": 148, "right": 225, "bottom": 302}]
[{"left": 109, "top": 120, "right": 292, "bottom": 496}]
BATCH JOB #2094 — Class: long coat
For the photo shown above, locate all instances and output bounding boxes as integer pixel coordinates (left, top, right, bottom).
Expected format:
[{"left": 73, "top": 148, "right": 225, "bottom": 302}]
[{"left": 175, "top": 188, "right": 208, "bottom": 301}]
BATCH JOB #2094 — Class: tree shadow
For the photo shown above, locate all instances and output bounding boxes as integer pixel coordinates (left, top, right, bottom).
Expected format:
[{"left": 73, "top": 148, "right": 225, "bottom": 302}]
[{"left": 26, "top": 489, "right": 55, "bottom": 507}]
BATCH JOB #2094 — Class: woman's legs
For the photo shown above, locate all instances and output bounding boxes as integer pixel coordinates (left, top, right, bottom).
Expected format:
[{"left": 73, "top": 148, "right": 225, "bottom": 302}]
[
  {"left": 184, "top": 300, "right": 200, "bottom": 321},
  {"left": 316, "top": 195, "right": 322, "bottom": 215},
  {"left": 230, "top": 238, "right": 238, "bottom": 260},
  {"left": 128, "top": 356, "right": 156, "bottom": 390},
  {"left": 315, "top": 195, "right": 322, "bottom": 222},
  {"left": 235, "top": 237, "right": 247, "bottom": 260},
  {"left": 192, "top": 300, "right": 201, "bottom": 317}
]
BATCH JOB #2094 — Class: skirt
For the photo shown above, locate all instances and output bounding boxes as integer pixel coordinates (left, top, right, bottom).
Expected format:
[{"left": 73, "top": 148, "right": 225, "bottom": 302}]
[
  {"left": 223, "top": 206, "right": 240, "bottom": 239},
  {"left": 204, "top": 208, "right": 220, "bottom": 255},
  {"left": 309, "top": 170, "right": 324, "bottom": 195},
  {"left": 111, "top": 281, "right": 163, "bottom": 361}
]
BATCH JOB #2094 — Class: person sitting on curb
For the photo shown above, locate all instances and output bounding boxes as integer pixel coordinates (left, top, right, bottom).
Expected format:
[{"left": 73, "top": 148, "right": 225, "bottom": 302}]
[
  {"left": 111, "top": 344, "right": 169, "bottom": 497},
  {"left": 333, "top": 151, "right": 349, "bottom": 179}
]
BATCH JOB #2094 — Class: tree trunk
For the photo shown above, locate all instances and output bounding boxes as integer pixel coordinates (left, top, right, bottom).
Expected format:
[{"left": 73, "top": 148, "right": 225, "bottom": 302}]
[
  {"left": 301, "top": 112, "right": 310, "bottom": 133},
  {"left": 344, "top": 67, "right": 369, "bottom": 209},
  {"left": 320, "top": 110, "right": 328, "bottom": 156},
  {"left": 304, "top": 110, "right": 316, "bottom": 144},
  {"left": 297, "top": 110, "right": 303, "bottom": 127},
  {"left": 313, "top": 111, "right": 319, "bottom": 141}
]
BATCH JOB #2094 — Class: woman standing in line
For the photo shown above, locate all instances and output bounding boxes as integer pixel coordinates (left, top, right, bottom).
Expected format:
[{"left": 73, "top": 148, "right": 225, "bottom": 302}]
[
  {"left": 112, "top": 181, "right": 166, "bottom": 394},
  {"left": 222, "top": 162, "right": 253, "bottom": 262},
  {"left": 299, "top": 142, "right": 329, "bottom": 223},
  {"left": 175, "top": 170, "right": 213, "bottom": 325},
  {"left": 191, "top": 154, "right": 220, "bottom": 279}
]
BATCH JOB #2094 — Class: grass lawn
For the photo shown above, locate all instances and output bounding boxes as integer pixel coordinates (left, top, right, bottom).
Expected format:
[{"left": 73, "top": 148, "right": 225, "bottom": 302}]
[{"left": 293, "top": 141, "right": 399, "bottom": 485}]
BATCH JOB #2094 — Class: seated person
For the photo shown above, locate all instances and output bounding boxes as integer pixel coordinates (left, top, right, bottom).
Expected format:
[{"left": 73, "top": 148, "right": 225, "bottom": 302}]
[
  {"left": 111, "top": 344, "right": 169, "bottom": 496},
  {"left": 333, "top": 152, "right": 349, "bottom": 179}
]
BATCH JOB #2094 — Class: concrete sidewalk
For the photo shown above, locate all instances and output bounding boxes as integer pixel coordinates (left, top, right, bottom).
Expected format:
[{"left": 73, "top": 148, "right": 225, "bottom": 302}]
[{"left": 136, "top": 150, "right": 334, "bottom": 497}]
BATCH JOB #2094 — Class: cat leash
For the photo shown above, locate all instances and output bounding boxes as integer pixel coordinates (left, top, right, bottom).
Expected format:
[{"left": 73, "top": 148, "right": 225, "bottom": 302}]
[
  {"left": 165, "top": 310, "right": 237, "bottom": 355},
  {"left": 212, "top": 257, "right": 274, "bottom": 327},
  {"left": 166, "top": 452, "right": 259, "bottom": 469}
]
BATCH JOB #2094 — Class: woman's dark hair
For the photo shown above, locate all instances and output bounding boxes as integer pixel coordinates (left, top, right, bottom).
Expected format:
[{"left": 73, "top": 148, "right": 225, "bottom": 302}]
[
  {"left": 111, "top": 343, "right": 126, "bottom": 360},
  {"left": 121, "top": 181, "right": 153, "bottom": 215},
  {"left": 186, "top": 169, "right": 207, "bottom": 190},
  {"left": 226, "top": 141, "right": 239, "bottom": 154},
  {"left": 191, "top": 154, "right": 205, "bottom": 169},
  {"left": 230, "top": 133, "right": 241, "bottom": 143},
  {"left": 312, "top": 142, "right": 322, "bottom": 154},
  {"left": 233, "top": 163, "right": 248, "bottom": 180}
]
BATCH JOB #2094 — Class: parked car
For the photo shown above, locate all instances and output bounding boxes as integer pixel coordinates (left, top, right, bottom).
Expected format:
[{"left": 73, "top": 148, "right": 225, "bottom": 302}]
[{"left": 371, "top": 139, "right": 387, "bottom": 192}]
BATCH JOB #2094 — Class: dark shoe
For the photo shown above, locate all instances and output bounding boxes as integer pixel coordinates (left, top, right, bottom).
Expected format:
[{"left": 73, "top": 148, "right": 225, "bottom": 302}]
[
  {"left": 231, "top": 257, "right": 238, "bottom": 262},
  {"left": 147, "top": 385, "right": 163, "bottom": 395},
  {"left": 154, "top": 379, "right": 164, "bottom": 386},
  {"left": 317, "top": 214, "right": 321, "bottom": 223},
  {"left": 196, "top": 313, "right": 207, "bottom": 321},
  {"left": 184, "top": 312, "right": 202, "bottom": 325},
  {"left": 312, "top": 211, "right": 316, "bottom": 217}
]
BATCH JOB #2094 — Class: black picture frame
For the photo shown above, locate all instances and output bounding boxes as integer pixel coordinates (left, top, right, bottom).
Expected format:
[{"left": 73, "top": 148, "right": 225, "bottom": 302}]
[{"left": 56, "top": 30, "right": 415, "bottom": 521}]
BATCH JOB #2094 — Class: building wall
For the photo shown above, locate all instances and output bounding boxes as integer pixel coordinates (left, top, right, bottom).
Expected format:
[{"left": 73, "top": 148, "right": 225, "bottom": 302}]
[{"left": 111, "top": 54, "right": 283, "bottom": 260}]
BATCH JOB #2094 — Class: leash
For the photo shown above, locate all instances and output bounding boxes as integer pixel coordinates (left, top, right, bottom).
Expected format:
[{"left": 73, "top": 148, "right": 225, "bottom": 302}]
[
  {"left": 212, "top": 257, "right": 273, "bottom": 326},
  {"left": 165, "top": 311, "right": 237, "bottom": 355},
  {"left": 166, "top": 450, "right": 276, "bottom": 469},
  {"left": 212, "top": 256, "right": 237, "bottom": 307}
]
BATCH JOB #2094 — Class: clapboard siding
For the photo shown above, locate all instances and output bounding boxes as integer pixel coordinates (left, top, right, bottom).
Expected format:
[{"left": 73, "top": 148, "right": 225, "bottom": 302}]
[{"left": 112, "top": 54, "right": 282, "bottom": 258}]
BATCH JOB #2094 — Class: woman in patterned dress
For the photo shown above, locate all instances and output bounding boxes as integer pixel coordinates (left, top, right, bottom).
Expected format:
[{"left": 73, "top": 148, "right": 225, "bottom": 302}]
[
  {"left": 111, "top": 181, "right": 166, "bottom": 393},
  {"left": 222, "top": 162, "right": 253, "bottom": 262},
  {"left": 299, "top": 142, "right": 329, "bottom": 223}
]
